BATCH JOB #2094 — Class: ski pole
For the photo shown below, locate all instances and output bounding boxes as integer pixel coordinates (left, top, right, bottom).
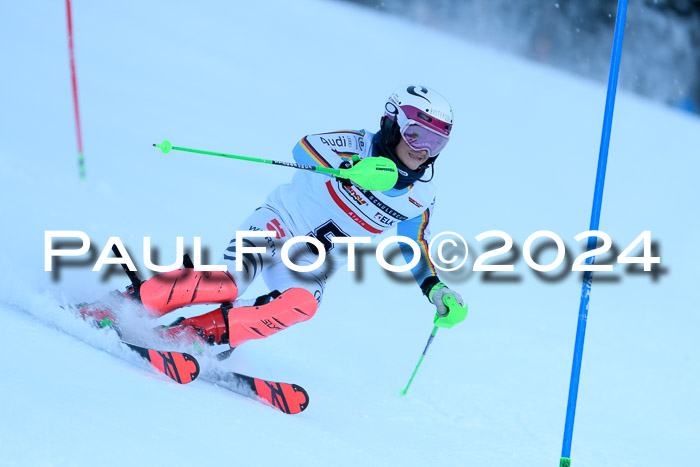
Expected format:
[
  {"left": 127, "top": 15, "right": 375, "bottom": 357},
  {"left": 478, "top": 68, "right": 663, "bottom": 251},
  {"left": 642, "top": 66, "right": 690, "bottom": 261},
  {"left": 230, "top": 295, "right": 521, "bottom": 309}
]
[
  {"left": 400, "top": 325, "right": 439, "bottom": 395},
  {"left": 153, "top": 139, "right": 398, "bottom": 191},
  {"left": 400, "top": 295, "right": 467, "bottom": 395}
]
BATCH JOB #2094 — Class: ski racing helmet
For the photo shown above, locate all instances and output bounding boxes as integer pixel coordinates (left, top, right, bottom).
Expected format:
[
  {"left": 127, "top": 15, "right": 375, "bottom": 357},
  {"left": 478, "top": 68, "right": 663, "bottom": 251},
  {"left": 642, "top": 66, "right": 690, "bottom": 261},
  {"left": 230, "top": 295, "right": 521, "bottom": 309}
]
[{"left": 380, "top": 85, "right": 453, "bottom": 165}]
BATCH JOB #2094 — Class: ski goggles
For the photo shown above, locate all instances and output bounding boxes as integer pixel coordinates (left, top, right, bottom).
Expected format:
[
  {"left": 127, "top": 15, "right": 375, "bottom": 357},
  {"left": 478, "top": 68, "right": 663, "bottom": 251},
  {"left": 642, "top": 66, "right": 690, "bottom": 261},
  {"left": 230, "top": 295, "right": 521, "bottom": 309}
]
[
  {"left": 400, "top": 121, "right": 450, "bottom": 158},
  {"left": 390, "top": 104, "right": 452, "bottom": 158}
]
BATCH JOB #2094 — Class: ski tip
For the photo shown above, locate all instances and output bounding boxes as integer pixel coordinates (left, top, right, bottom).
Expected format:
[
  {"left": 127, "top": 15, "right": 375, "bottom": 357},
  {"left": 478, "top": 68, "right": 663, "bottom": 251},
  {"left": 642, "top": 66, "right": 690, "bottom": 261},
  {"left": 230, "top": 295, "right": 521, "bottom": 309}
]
[
  {"left": 292, "top": 384, "right": 310, "bottom": 413},
  {"left": 252, "top": 378, "right": 310, "bottom": 414},
  {"left": 183, "top": 352, "right": 201, "bottom": 382},
  {"left": 126, "top": 342, "right": 201, "bottom": 384}
]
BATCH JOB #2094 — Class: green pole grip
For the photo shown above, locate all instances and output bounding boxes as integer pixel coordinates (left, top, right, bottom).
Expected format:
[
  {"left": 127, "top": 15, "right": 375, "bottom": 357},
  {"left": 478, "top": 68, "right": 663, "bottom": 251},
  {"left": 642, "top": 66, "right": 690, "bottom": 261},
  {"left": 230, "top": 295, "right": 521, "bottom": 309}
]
[{"left": 433, "top": 294, "right": 468, "bottom": 329}]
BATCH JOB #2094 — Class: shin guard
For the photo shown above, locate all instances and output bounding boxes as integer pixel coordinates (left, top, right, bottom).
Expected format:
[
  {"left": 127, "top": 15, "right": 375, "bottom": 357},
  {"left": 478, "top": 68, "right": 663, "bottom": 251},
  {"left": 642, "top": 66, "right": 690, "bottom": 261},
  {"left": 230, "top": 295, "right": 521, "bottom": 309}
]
[
  {"left": 139, "top": 269, "right": 238, "bottom": 316},
  {"left": 227, "top": 288, "right": 318, "bottom": 348}
]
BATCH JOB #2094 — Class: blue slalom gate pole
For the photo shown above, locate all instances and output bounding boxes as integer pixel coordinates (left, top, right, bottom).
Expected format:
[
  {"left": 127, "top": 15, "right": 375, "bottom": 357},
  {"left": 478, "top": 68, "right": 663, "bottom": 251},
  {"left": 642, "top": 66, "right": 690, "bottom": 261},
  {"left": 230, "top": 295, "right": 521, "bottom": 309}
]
[{"left": 560, "top": 1, "right": 628, "bottom": 466}]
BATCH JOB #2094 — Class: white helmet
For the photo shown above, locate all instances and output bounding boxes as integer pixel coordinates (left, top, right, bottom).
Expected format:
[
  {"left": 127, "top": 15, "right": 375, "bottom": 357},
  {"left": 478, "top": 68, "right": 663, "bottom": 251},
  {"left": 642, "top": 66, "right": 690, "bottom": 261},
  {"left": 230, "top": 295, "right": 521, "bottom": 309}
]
[{"left": 381, "top": 85, "right": 453, "bottom": 160}]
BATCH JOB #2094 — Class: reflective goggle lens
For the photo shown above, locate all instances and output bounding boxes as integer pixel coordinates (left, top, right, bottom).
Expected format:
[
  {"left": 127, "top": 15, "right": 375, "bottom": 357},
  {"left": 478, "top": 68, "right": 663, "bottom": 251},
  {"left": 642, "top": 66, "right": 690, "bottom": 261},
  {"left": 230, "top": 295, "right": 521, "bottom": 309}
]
[{"left": 401, "top": 122, "right": 449, "bottom": 157}]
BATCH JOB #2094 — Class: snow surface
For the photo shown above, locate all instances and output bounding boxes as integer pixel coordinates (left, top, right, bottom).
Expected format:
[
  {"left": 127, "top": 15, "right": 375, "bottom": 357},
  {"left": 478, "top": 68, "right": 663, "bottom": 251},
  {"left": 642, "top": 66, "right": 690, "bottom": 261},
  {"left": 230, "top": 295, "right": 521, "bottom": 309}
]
[{"left": 1, "top": 1, "right": 699, "bottom": 466}]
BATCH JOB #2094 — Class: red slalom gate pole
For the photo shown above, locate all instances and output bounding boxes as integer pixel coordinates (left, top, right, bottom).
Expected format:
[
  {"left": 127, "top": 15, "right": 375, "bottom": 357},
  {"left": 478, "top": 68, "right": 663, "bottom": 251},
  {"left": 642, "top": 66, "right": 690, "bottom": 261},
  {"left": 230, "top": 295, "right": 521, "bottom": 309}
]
[{"left": 66, "top": 0, "right": 86, "bottom": 181}]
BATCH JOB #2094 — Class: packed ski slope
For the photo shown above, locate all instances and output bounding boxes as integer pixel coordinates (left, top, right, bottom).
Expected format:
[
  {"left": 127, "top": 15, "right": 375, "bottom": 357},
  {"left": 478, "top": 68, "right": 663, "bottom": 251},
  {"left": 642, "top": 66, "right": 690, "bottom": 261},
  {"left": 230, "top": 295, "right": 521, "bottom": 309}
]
[{"left": 1, "top": 1, "right": 698, "bottom": 466}]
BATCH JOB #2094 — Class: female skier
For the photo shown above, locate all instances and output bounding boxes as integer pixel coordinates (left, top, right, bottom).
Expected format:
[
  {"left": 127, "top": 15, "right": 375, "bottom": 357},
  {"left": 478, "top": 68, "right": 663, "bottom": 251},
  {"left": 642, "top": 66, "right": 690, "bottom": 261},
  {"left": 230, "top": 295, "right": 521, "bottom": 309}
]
[{"left": 88, "top": 85, "right": 467, "bottom": 349}]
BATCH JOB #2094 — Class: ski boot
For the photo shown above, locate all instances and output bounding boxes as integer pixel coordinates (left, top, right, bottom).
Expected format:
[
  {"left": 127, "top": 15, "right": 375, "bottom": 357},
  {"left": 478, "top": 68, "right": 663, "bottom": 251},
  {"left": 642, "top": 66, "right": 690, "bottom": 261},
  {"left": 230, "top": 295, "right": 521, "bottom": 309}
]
[
  {"left": 76, "top": 302, "right": 119, "bottom": 329},
  {"left": 72, "top": 288, "right": 137, "bottom": 334}
]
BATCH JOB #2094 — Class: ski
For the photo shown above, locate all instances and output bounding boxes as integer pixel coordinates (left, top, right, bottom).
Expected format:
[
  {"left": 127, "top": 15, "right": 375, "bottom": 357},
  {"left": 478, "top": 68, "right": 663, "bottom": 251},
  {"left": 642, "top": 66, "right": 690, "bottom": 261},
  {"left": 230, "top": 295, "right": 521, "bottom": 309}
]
[
  {"left": 64, "top": 303, "right": 201, "bottom": 385},
  {"left": 69, "top": 246, "right": 303, "bottom": 406},
  {"left": 122, "top": 341, "right": 200, "bottom": 384},
  {"left": 204, "top": 370, "right": 309, "bottom": 414},
  {"left": 61, "top": 303, "right": 304, "bottom": 405}
]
